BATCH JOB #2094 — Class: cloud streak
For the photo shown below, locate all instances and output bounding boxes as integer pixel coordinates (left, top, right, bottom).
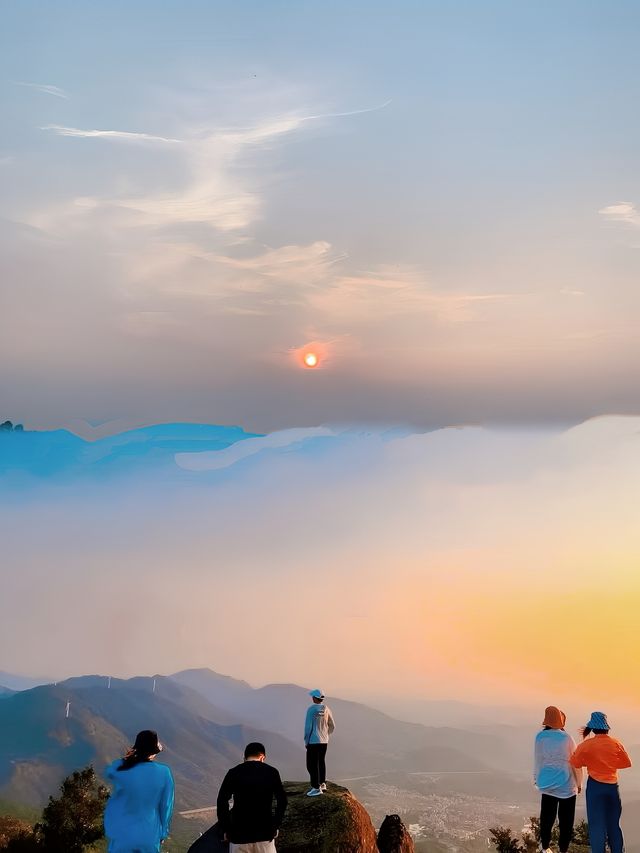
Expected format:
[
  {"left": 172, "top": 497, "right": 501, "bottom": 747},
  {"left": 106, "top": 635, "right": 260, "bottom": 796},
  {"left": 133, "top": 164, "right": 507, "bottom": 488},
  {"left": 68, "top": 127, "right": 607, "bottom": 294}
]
[
  {"left": 17, "top": 81, "right": 69, "bottom": 99},
  {"left": 40, "top": 97, "right": 390, "bottom": 151},
  {"left": 42, "top": 125, "right": 182, "bottom": 144},
  {"left": 303, "top": 98, "right": 392, "bottom": 122}
]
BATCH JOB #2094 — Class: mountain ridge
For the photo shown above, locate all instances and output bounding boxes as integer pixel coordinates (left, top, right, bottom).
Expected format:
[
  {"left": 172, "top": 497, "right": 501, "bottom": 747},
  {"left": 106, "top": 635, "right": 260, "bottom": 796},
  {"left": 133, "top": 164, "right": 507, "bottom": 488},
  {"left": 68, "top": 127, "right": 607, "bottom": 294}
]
[{"left": 0, "top": 667, "right": 523, "bottom": 814}]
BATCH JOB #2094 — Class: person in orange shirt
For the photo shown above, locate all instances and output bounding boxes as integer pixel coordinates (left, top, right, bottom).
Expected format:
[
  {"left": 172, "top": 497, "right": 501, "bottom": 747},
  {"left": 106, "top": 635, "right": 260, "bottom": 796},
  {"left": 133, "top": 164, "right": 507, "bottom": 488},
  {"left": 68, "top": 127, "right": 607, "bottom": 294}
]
[{"left": 569, "top": 711, "right": 631, "bottom": 853}]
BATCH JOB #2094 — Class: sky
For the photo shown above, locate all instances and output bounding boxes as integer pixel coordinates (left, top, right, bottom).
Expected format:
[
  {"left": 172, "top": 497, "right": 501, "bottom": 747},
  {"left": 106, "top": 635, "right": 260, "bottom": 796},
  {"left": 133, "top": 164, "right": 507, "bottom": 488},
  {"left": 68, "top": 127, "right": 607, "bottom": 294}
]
[
  {"left": 2, "top": 3, "right": 640, "bottom": 721},
  {"left": 2, "top": 1, "right": 640, "bottom": 432},
  {"left": 2, "top": 417, "right": 640, "bottom": 720}
]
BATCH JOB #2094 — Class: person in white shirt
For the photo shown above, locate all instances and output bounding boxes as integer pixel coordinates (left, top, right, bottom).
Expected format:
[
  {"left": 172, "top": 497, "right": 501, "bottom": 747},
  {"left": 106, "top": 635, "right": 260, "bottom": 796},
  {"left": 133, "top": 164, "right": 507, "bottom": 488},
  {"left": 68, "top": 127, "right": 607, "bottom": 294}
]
[
  {"left": 304, "top": 689, "right": 335, "bottom": 797},
  {"left": 534, "top": 706, "right": 582, "bottom": 853}
]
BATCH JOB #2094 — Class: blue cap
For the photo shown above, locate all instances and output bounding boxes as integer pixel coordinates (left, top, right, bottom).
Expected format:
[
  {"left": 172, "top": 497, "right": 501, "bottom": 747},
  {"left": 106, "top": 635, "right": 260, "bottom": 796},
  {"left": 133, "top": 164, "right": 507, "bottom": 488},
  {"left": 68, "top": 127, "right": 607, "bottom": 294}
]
[
  {"left": 587, "top": 711, "right": 610, "bottom": 731},
  {"left": 309, "top": 689, "right": 324, "bottom": 699}
]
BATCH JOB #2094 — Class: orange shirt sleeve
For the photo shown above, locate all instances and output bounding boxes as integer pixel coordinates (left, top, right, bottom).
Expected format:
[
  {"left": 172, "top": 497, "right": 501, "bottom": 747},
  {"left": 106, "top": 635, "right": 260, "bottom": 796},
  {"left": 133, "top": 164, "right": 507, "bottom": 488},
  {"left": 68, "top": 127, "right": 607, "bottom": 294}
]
[{"left": 615, "top": 743, "right": 632, "bottom": 769}]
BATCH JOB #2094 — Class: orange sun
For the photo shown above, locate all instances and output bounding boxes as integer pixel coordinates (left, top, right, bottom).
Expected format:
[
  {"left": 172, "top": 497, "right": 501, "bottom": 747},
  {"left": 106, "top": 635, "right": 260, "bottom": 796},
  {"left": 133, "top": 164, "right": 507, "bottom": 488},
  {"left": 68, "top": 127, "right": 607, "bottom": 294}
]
[{"left": 303, "top": 352, "right": 319, "bottom": 368}]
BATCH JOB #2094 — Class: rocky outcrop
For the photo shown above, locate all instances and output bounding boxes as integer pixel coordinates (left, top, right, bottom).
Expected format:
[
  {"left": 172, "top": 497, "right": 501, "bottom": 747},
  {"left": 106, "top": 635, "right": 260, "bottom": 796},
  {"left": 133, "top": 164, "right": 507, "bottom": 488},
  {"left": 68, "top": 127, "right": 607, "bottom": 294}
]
[
  {"left": 187, "top": 823, "right": 227, "bottom": 852},
  {"left": 277, "top": 782, "right": 378, "bottom": 853},
  {"left": 377, "top": 813, "right": 415, "bottom": 852},
  {"left": 187, "top": 781, "right": 379, "bottom": 853}
]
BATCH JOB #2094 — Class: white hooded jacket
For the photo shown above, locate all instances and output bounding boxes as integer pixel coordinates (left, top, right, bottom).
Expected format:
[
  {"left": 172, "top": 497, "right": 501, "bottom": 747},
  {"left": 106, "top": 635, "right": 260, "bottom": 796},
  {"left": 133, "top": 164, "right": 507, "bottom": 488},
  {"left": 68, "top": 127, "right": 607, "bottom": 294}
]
[{"left": 304, "top": 703, "right": 335, "bottom": 745}]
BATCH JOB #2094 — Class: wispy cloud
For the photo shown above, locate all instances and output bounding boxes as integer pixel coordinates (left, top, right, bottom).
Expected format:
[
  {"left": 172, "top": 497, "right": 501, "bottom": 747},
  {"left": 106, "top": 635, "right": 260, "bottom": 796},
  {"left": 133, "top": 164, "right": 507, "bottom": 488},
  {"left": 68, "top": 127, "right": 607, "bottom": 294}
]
[
  {"left": 216, "top": 115, "right": 308, "bottom": 146},
  {"left": 303, "top": 98, "right": 392, "bottom": 121},
  {"left": 217, "top": 99, "right": 392, "bottom": 145},
  {"left": 38, "top": 112, "right": 324, "bottom": 232},
  {"left": 599, "top": 201, "right": 640, "bottom": 228},
  {"left": 309, "top": 264, "right": 522, "bottom": 323},
  {"left": 42, "top": 125, "right": 181, "bottom": 144},
  {"left": 36, "top": 96, "right": 391, "bottom": 234},
  {"left": 29, "top": 93, "right": 533, "bottom": 345},
  {"left": 213, "top": 240, "right": 343, "bottom": 283},
  {"left": 40, "top": 98, "right": 390, "bottom": 151},
  {"left": 17, "top": 81, "right": 69, "bottom": 99}
]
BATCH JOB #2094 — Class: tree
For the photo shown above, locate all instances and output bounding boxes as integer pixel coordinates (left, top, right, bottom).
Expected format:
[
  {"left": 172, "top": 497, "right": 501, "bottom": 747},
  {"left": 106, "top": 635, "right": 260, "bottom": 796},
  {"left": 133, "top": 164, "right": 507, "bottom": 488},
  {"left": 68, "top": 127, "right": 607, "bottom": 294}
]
[
  {"left": 491, "top": 817, "right": 590, "bottom": 853},
  {"left": 3, "top": 835, "right": 40, "bottom": 853},
  {"left": 570, "top": 819, "right": 590, "bottom": 853},
  {"left": 0, "top": 816, "right": 36, "bottom": 850},
  {"left": 521, "top": 817, "right": 541, "bottom": 853},
  {"left": 34, "top": 766, "right": 109, "bottom": 853},
  {"left": 489, "top": 826, "right": 524, "bottom": 853}
]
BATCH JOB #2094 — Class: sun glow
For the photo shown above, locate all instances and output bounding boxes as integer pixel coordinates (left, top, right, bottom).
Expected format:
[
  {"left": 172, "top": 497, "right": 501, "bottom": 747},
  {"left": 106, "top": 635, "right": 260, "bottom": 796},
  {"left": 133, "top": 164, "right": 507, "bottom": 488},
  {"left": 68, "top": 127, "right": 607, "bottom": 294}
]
[{"left": 291, "top": 340, "right": 328, "bottom": 370}]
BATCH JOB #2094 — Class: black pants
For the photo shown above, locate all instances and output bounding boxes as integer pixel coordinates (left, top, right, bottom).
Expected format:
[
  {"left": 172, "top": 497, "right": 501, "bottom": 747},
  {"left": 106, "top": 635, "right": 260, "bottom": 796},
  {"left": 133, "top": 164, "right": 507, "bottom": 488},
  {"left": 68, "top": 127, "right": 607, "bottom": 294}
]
[
  {"left": 306, "top": 743, "right": 328, "bottom": 789},
  {"left": 540, "top": 794, "right": 576, "bottom": 852}
]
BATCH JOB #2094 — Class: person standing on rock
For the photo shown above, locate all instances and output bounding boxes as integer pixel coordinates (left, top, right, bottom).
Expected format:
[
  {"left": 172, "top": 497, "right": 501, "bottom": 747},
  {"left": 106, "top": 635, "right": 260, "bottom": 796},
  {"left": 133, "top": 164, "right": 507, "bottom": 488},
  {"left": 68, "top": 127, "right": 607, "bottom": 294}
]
[
  {"left": 304, "top": 688, "right": 335, "bottom": 797},
  {"left": 217, "top": 741, "right": 288, "bottom": 853}
]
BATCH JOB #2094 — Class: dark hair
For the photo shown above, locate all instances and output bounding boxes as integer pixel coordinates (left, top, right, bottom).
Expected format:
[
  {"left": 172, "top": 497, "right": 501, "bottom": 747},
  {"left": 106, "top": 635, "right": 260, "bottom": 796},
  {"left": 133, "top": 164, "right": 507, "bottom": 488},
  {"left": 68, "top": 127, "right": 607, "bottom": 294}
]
[
  {"left": 582, "top": 727, "right": 608, "bottom": 739},
  {"left": 118, "top": 730, "right": 162, "bottom": 771},
  {"left": 244, "top": 742, "right": 266, "bottom": 760}
]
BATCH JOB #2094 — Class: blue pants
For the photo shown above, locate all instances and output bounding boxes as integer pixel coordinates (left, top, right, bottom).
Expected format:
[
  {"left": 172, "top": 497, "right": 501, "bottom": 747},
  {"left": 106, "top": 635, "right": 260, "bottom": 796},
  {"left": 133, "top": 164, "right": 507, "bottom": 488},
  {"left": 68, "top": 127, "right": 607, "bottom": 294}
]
[{"left": 586, "top": 777, "right": 624, "bottom": 853}]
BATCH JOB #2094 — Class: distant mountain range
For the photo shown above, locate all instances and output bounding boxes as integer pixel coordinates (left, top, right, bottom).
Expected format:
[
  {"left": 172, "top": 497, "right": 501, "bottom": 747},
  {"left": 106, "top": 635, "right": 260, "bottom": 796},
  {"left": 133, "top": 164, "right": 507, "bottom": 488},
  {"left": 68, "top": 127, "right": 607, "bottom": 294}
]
[
  {"left": 0, "top": 672, "right": 49, "bottom": 692},
  {"left": 0, "top": 674, "right": 299, "bottom": 809},
  {"left": 0, "top": 668, "right": 531, "bottom": 811}
]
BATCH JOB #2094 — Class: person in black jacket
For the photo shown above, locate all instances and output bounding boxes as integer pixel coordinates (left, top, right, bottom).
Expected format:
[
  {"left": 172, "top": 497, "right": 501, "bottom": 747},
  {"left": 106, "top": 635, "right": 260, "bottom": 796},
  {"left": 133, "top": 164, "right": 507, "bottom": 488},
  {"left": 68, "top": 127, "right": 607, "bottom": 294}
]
[{"left": 216, "top": 742, "right": 288, "bottom": 853}]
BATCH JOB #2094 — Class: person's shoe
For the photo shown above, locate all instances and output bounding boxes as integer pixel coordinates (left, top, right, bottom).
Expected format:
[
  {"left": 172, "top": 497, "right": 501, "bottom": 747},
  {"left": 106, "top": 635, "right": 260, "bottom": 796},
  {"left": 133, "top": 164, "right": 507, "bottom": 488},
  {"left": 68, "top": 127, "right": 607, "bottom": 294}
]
[
  {"left": 306, "top": 788, "right": 323, "bottom": 796},
  {"left": 320, "top": 783, "right": 327, "bottom": 791}
]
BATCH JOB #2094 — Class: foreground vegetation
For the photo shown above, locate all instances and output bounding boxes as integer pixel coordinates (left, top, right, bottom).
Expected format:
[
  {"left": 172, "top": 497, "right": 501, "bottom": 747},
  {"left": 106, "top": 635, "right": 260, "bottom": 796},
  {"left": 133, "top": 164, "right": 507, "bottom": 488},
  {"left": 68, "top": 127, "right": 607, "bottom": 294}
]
[{"left": 490, "top": 816, "right": 590, "bottom": 853}]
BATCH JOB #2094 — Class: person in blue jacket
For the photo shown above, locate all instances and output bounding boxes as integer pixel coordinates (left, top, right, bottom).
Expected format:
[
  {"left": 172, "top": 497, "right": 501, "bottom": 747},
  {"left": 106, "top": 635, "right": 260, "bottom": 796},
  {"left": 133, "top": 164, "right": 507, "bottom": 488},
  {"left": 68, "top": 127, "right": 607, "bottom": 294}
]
[{"left": 104, "top": 730, "right": 174, "bottom": 853}]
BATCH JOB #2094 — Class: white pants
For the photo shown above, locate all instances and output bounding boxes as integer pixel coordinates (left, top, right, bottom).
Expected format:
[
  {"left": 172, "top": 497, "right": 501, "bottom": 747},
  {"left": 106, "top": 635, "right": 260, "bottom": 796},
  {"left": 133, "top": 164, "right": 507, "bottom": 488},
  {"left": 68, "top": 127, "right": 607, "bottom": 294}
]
[{"left": 230, "top": 843, "right": 276, "bottom": 853}]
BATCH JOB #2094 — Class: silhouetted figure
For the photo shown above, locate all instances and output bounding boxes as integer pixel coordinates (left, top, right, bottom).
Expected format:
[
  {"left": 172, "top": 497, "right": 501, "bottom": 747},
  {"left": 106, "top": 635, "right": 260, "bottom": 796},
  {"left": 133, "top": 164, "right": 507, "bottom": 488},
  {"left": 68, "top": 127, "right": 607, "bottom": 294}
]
[
  {"left": 534, "top": 706, "right": 581, "bottom": 853},
  {"left": 217, "top": 742, "right": 287, "bottom": 853},
  {"left": 570, "top": 712, "right": 631, "bottom": 853},
  {"left": 304, "top": 688, "right": 335, "bottom": 797},
  {"left": 104, "top": 729, "right": 174, "bottom": 853}
]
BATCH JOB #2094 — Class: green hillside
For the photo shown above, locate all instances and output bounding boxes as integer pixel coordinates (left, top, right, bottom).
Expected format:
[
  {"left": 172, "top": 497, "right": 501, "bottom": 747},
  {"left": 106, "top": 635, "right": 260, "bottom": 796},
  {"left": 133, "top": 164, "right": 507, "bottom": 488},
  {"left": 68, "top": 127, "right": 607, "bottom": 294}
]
[{"left": 0, "top": 677, "right": 300, "bottom": 811}]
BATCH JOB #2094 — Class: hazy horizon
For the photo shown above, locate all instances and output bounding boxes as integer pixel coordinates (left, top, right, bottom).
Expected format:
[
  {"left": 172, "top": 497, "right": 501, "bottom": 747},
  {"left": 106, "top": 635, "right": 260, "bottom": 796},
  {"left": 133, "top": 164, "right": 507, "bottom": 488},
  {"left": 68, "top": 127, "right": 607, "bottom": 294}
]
[{"left": 3, "top": 658, "right": 640, "bottom": 743}]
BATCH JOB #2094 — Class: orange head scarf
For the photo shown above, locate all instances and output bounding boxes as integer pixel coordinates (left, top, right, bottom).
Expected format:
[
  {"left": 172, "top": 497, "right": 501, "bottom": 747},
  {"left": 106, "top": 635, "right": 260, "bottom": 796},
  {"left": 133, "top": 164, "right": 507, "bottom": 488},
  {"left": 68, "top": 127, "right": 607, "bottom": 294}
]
[{"left": 542, "top": 706, "right": 566, "bottom": 729}]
